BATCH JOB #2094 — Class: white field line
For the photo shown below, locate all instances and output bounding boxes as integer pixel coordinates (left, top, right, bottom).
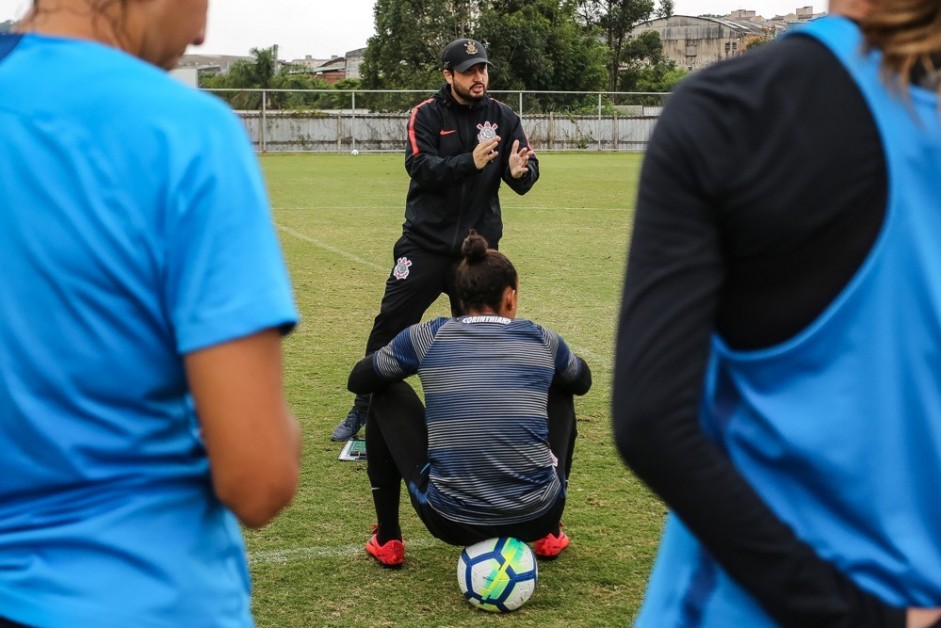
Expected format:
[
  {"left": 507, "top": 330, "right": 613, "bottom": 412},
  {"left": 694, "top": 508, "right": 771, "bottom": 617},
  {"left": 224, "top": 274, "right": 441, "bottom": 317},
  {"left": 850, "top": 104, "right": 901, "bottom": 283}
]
[
  {"left": 248, "top": 538, "right": 436, "bottom": 565},
  {"left": 275, "top": 223, "right": 387, "bottom": 272}
]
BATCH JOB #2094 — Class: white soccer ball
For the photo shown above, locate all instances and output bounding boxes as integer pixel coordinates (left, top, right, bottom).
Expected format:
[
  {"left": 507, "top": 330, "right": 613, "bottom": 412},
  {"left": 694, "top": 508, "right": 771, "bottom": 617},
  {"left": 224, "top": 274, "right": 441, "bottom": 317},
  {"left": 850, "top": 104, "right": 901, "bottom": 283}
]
[
  {"left": 457, "top": 537, "right": 538, "bottom": 612},
  {"left": 350, "top": 149, "right": 360, "bottom": 156}
]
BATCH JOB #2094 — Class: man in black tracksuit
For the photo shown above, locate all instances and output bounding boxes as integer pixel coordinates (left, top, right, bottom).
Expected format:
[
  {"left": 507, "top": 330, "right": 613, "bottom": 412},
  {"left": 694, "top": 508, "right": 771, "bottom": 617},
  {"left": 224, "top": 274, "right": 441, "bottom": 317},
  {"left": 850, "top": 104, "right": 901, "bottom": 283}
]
[{"left": 331, "top": 37, "right": 540, "bottom": 440}]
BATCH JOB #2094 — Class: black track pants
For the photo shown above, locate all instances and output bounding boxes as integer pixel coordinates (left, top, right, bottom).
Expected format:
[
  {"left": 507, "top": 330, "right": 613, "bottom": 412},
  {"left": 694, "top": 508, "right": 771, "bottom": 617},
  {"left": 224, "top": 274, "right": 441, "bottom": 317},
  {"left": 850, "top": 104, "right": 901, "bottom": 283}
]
[{"left": 364, "top": 237, "right": 461, "bottom": 354}]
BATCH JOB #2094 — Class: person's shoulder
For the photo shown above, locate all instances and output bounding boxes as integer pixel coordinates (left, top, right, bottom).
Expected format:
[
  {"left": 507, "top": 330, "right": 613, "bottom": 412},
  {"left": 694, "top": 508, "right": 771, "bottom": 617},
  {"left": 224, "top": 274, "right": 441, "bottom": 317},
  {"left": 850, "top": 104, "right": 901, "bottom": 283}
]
[
  {"left": 657, "top": 34, "right": 836, "bottom": 147},
  {"left": 510, "top": 317, "right": 538, "bottom": 326},
  {"left": 27, "top": 36, "right": 235, "bottom": 129},
  {"left": 414, "top": 94, "right": 441, "bottom": 110},
  {"left": 510, "top": 318, "right": 552, "bottom": 337},
  {"left": 128, "top": 69, "right": 249, "bottom": 152},
  {"left": 410, "top": 92, "right": 444, "bottom": 121},
  {"left": 418, "top": 316, "right": 451, "bottom": 335},
  {"left": 4, "top": 36, "right": 243, "bottom": 153},
  {"left": 674, "top": 34, "right": 829, "bottom": 102},
  {"left": 107, "top": 56, "right": 232, "bottom": 123},
  {"left": 417, "top": 85, "right": 449, "bottom": 109},
  {"left": 517, "top": 320, "right": 572, "bottom": 353},
  {"left": 486, "top": 95, "right": 518, "bottom": 117}
]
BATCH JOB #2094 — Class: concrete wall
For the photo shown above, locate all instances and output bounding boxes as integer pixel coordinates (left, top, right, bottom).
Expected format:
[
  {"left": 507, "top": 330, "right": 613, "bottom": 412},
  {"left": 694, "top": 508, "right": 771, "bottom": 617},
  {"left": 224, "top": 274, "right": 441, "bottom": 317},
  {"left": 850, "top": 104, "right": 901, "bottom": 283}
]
[
  {"left": 234, "top": 111, "right": 660, "bottom": 153},
  {"left": 631, "top": 15, "right": 750, "bottom": 71},
  {"left": 169, "top": 67, "right": 199, "bottom": 88}
]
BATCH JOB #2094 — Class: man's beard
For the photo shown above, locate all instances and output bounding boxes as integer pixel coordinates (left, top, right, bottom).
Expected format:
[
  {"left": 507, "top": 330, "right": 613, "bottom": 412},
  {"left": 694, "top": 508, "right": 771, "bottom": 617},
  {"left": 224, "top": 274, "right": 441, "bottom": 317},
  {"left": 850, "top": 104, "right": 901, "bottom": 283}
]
[{"left": 452, "top": 82, "right": 486, "bottom": 103}]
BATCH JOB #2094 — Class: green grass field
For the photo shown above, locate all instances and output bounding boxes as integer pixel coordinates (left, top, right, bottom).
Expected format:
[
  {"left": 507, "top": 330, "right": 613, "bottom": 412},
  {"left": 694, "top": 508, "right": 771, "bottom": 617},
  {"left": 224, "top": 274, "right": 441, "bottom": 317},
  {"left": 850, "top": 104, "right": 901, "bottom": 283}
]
[{"left": 249, "top": 152, "right": 665, "bottom": 627}]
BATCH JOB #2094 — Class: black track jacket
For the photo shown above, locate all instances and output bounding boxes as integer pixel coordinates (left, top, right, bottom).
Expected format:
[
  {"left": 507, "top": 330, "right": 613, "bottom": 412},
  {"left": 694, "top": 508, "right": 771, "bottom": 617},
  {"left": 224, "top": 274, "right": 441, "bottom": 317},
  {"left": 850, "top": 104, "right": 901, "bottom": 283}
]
[{"left": 402, "top": 83, "right": 539, "bottom": 255}]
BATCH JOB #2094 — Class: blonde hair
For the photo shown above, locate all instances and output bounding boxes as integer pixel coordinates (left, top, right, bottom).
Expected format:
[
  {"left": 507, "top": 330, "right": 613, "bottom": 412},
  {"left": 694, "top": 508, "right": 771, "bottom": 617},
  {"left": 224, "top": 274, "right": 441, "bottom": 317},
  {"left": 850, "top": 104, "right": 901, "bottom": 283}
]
[{"left": 861, "top": 0, "right": 941, "bottom": 94}]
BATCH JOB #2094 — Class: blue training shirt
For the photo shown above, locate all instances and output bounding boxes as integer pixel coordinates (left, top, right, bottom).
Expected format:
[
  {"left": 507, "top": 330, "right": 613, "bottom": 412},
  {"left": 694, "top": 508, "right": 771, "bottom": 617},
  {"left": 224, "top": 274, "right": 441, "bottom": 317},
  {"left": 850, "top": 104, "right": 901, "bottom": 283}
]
[
  {"left": 0, "top": 34, "right": 297, "bottom": 627},
  {"left": 635, "top": 17, "right": 941, "bottom": 626},
  {"left": 374, "top": 315, "right": 585, "bottom": 524}
]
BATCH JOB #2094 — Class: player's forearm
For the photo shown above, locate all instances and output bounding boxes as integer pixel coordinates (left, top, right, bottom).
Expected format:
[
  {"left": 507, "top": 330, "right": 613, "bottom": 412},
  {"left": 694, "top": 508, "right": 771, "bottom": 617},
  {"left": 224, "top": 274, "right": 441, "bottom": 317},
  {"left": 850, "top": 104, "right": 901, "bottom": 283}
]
[
  {"left": 406, "top": 150, "right": 477, "bottom": 189},
  {"left": 186, "top": 329, "right": 302, "bottom": 529},
  {"left": 216, "top": 407, "right": 301, "bottom": 529},
  {"left": 348, "top": 354, "right": 389, "bottom": 394},
  {"left": 554, "top": 356, "right": 591, "bottom": 396}
]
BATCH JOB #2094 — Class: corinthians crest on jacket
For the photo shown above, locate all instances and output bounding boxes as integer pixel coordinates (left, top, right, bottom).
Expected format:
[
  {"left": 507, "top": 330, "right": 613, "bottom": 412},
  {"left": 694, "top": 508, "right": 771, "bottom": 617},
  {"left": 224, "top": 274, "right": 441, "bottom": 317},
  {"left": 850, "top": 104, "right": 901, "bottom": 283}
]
[{"left": 476, "top": 122, "right": 498, "bottom": 143}]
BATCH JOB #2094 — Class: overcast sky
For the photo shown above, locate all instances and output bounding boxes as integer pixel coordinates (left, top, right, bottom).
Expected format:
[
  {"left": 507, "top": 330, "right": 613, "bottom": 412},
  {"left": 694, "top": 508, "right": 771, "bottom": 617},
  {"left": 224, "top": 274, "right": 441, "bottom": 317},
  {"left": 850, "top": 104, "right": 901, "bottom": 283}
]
[{"left": 1, "top": 0, "right": 827, "bottom": 61}]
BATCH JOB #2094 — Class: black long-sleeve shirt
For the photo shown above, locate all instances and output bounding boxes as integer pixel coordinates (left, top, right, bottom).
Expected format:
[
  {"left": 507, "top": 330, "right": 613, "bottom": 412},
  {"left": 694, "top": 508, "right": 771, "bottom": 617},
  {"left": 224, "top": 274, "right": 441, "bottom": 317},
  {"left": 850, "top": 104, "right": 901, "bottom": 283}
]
[
  {"left": 402, "top": 84, "right": 539, "bottom": 255},
  {"left": 613, "top": 33, "right": 905, "bottom": 626}
]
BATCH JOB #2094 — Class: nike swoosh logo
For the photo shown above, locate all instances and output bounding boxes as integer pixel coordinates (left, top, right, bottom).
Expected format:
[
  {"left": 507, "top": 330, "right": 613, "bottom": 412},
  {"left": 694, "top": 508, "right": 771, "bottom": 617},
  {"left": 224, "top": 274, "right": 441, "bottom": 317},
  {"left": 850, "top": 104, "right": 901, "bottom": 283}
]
[{"left": 439, "top": 129, "right": 457, "bottom": 135}]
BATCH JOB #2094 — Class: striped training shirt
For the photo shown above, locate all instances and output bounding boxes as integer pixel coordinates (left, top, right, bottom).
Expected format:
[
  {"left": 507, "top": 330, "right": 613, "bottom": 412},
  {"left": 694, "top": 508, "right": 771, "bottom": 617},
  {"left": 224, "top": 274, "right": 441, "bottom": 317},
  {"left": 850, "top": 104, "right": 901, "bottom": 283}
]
[{"left": 373, "top": 315, "right": 585, "bottom": 525}]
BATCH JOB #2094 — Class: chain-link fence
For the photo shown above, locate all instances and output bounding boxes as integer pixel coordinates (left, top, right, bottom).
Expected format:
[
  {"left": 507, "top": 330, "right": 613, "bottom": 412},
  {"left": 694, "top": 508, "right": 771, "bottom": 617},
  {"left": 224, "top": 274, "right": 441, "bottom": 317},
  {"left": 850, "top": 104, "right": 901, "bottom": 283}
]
[{"left": 203, "top": 89, "right": 669, "bottom": 153}]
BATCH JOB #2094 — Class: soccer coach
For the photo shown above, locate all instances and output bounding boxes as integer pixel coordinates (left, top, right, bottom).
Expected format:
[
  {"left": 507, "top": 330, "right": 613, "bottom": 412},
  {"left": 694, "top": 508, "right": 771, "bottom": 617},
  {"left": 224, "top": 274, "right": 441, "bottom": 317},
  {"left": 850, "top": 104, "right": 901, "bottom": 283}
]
[{"left": 332, "top": 37, "right": 540, "bottom": 440}]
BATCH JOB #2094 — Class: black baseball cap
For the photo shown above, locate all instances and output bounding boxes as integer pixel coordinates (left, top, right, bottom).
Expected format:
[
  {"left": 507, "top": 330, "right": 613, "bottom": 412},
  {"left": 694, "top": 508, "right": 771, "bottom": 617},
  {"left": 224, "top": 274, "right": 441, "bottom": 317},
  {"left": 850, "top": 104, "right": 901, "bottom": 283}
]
[{"left": 441, "top": 38, "right": 492, "bottom": 73}]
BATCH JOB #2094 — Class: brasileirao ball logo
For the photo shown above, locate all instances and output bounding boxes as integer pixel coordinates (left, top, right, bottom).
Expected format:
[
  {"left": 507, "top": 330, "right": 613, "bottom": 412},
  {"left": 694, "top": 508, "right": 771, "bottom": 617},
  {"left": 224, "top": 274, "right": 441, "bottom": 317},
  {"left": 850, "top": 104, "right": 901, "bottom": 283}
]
[{"left": 457, "top": 537, "right": 538, "bottom": 613}]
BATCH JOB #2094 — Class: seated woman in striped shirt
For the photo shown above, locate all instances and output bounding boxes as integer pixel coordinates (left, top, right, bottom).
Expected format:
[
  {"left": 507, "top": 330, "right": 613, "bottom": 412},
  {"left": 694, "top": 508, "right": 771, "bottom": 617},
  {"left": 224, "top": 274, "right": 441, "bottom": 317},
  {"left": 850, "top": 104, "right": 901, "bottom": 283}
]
[{"left": 348, "top": 231, "right": 592, "bottom": 567}]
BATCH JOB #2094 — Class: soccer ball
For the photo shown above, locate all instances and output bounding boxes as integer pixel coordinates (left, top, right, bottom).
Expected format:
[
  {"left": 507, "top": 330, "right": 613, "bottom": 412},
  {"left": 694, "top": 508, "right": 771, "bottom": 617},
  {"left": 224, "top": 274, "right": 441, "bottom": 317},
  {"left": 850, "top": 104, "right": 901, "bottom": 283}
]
[
  {"left": 350, "top": 149, "right": 360, "bottom": 156},
  {"left": 457, "top": 537, "right": 537, "bottom": 612}
]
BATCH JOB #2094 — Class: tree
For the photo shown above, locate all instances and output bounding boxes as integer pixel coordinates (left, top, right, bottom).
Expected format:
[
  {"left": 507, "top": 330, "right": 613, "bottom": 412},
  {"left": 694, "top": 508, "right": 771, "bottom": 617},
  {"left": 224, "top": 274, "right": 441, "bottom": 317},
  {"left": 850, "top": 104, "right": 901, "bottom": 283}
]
[
  {"left": 618, "top": 31, "right": 686, "bottom": 95},
  {"left": 575, "top": 0, "right": 656, "bottom": 91},
  {"left": 318, "top": 77, "right": 364, "bottom": 110},
  {"left": 476, "top": 0, "right": 607, "bottom": 108},
  {"left": 361, "top": 0, "right": 471, "bottom": 90},
  {"left": 742, "top": 29, "right": 776, "bottom": 51},
  {"left": 361, "top": 0, "right": 607, "bottom": 111},
  {"left": 200, "top": 46, "right": 332, "bottom": 110},
  {"left": 656, "top": 0, "right": 674, "bottom": 18},
  {"left": 359, "top": 0, "right": 480, "bottom": 110}
]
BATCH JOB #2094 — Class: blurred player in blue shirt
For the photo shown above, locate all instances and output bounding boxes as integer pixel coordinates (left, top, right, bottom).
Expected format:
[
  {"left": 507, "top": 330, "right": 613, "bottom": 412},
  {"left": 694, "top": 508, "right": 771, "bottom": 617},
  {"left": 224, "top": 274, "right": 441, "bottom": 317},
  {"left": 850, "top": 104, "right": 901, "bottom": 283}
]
[{"left": 0, "top": 1, "right": 302, "bottom": 626}]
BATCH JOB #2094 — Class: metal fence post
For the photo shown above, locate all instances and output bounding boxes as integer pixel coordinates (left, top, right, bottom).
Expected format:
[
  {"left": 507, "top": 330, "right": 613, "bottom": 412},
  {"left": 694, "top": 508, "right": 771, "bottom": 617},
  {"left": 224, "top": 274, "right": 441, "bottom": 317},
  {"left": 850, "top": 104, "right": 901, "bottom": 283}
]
[
  {"left": 613, "top": 113, "right": 618, "bottom": 152},
  {"left": 549, "top": 111, "right": 554, "bottom": 151},
  {"left": 351, "top": 91, "right": 357, "bottom": 153},
  {"left": 598, "top": 93, "right": 603, "bottom": 151},
  {"left": 260, "top": 89, "right": 267, "bottom": 153}
]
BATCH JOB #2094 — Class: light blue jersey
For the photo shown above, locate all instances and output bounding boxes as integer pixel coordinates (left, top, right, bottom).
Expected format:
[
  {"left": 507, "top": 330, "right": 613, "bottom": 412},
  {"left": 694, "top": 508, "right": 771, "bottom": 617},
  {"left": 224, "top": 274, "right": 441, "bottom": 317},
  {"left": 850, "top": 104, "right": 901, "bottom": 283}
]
[
  {"left": 636, "top": 17, "right": 941, "bottom": 626},
  {"left": 374, "top": 315, "right": 584, "bottom": 524},
  {"left": 0, "top": 34, "right": 297, "bottom": 627}
]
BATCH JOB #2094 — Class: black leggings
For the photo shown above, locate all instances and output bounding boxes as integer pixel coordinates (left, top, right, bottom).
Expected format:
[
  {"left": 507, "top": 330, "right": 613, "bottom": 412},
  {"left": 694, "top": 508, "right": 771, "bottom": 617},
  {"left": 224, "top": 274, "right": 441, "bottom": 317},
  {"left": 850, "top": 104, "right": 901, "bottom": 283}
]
[{"left": 365, "top": 380, "right": 577, "bottom": 545}]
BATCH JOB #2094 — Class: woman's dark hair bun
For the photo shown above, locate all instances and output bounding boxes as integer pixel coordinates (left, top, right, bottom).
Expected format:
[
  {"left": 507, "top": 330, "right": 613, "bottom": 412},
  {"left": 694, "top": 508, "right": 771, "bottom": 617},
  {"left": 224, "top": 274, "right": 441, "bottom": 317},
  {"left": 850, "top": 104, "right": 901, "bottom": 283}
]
[
  {"left": 461, "top": 230, "right": 489, "bottom": 263},
  {"left": 455, "top": 229, "right": 517, "bottom": 312}
]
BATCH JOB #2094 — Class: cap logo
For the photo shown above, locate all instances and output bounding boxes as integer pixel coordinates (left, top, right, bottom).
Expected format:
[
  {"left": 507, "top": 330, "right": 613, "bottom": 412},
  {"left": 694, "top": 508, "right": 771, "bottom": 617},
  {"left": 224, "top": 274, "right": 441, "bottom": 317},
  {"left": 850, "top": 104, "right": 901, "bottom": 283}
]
[
  {"left": 393, "top": 256, "right": 412, "bottom": 280},
  {"left": 464, "top": 41, "right": 478, "bottom": 55},
  {"left": 476, "top": 121, "right": 498, "bottom": 142}
]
